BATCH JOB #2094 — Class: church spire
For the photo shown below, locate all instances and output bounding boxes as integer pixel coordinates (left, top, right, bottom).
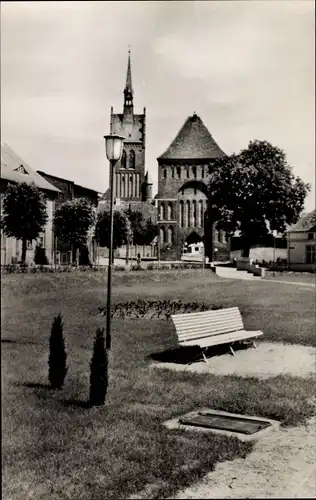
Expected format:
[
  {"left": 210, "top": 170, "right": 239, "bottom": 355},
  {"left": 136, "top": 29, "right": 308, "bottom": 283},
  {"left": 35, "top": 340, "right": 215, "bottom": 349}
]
[{"left": 124, "top": 47, "right": 133, "bottom": 108}]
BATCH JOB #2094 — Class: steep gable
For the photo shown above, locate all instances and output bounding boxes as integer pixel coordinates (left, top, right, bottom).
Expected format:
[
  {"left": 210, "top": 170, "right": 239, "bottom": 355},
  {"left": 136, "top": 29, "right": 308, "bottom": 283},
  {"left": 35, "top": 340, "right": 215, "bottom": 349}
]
[{"left": 158, "top": 113, "right": 225, "bottom": 161}]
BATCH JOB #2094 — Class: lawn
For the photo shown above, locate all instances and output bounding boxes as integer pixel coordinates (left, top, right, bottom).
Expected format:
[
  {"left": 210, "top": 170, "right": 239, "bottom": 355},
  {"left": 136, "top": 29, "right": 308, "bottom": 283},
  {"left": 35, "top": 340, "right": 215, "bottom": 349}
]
[
  {"left": 264, "top": 270, "right": 316, "bottom": 284},
  {"left": 2, "top": 270, "right": 316, "bottom": 500}
]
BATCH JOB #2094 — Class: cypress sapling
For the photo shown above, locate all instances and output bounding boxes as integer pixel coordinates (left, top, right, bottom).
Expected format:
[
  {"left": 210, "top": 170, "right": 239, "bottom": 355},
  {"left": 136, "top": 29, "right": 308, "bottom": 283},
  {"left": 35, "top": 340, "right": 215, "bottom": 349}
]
[
  {"left": 89, "top": 327, "right": 108, "bottom": 406},
  {"left": 48, "top": 313, "right": 68, "bottom": 389}
]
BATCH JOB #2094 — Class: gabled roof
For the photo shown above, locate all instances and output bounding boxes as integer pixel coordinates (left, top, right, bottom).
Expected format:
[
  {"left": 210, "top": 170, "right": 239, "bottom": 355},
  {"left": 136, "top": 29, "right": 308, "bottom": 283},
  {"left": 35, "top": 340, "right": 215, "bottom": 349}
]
[
  {"left": 1, "top": 142, "right": 60, "bottom": 193},
  {"left": 287, "top": 210, "right": 316, "bottom": 232},
  {"left": 158, "top": 113, "right": 225, "bottom": 161}
]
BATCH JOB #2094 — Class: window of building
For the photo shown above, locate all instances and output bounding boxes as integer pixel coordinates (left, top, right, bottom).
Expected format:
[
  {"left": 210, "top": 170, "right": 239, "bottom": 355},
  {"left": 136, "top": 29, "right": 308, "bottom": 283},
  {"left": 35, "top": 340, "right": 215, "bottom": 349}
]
[
  {"left": 186, "top": 168, "right": 190, "bottom": 179},
  {"left": 306, "top": 245, "right": 316, "bottom": 264},
  {"left": 167, "top": 203, "right": 173, "bottom": 220},
  {"left": 167, "top": 226, "right": 173, "bottom": 244},
  {"left": 129, "top": 150, "right": 135, "bottom": 169},
  {"left": 121, "top": 151, "right": 127, "bottom": 169},
  {"left": 308, "top": 233, "right": 314, "bottom": 240},
  {"left": 160, "top": 202, "right": 165, "bottom": 220},
  {"left": 27, "top": 241, "right": 33, "bottom": 250},
  {"left": 192, "top": 166, "right": 197, "bottom": 178},
  {"left": 172, "top": 167, "right": 175, "bottom": 179},
  {"left": 177, "top": 167, "right": 181, "bottom": 179},
  {"left": 163, "top": 169, "right": 167, "bottom": 179},
  {"left": 160, "top": 226, "right": 165, "bottom": 243},
  {"left": 14, "top": 164, "right": 28, "bottom": 174}
]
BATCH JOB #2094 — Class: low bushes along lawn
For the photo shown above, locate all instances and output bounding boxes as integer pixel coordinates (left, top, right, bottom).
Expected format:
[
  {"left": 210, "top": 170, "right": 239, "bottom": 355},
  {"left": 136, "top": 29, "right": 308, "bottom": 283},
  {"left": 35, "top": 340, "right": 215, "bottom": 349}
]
[{"left": 2, "top": 270, "right": 316, "bottom": 500}]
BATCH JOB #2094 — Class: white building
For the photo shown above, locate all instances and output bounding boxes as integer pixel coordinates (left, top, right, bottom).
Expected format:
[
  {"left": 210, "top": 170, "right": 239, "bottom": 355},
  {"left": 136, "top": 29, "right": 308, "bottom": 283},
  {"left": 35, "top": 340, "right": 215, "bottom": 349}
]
[{"left": 287, "top": 210, "right": 316, "bottom": 272}]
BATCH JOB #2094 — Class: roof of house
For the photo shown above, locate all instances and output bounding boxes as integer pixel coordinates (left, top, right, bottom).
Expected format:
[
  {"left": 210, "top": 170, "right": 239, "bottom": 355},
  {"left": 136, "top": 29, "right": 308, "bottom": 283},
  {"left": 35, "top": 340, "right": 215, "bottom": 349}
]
[
  {"left": 1, "top": 142, "right": 60, "bottom": 193},
  {"left": 37, "top": 170, "right": 100, "bottom": 196},
  {"left": 158, "top": 113, "right": 225, "bottom": 161},
  {"left": 287, "top": 210, "right": 316, "bottom": 232}
]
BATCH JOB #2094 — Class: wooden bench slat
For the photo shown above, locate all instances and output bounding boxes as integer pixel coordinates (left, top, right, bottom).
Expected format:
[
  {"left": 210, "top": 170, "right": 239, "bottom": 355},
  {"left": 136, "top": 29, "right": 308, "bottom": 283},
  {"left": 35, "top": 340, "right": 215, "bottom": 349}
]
[
  {"left": 178, "top": 323, "right": 244, "bottom": 338},
  {"left": 171, "top": 307, "right": 240, "bottom": 320},
  {"left": 175, "top": 318, "right": 243, "bottom": 332},
  {"left": 180, "top": 330, "right": 263, "bottom": 348}
]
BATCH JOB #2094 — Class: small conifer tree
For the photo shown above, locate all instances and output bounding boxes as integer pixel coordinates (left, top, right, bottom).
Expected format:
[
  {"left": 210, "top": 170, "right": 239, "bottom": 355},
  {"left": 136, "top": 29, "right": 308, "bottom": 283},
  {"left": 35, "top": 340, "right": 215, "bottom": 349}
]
[
  {"left": 48, "top": 313, "right": 68, "bottom": 389},
  {"left": 89, "top": 328, "right": 108, "bottom": 406}
]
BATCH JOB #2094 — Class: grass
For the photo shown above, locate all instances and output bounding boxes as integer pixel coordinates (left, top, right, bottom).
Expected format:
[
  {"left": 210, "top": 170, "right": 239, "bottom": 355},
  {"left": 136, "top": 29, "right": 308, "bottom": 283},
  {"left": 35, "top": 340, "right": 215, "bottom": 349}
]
[
  {"left": 264, "top": 270, "right": 316, "bottom": 284},
  {"left": 2, "top": 270, "right": 316, "bottom": 500}
]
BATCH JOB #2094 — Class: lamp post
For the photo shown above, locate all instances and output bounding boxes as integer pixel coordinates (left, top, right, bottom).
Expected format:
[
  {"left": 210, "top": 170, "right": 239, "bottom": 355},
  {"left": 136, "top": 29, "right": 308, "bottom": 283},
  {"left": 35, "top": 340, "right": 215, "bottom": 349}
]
[{"left": 103, "top": 134, "right": 125, "bottom": 350}]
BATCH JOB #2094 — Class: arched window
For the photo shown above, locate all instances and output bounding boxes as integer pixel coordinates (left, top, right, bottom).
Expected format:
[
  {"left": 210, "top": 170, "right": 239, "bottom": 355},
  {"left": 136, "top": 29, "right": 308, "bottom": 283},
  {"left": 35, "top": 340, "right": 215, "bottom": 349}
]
[
  {"left": 198, "top": 200, "right": 203, "bottom": 228},
  {"left": 179, "top": 201, "right": 184, "bottom": 227},
  {"left": 160, "top": 226, "right": 165, "bottom": 244},
  {"left": 192, "top": 200, "right": 197, "bottom": 227},
  {"left": 186, "top": 168, "right": 190, "bottom": 179},
  {"left": 172, "top": 167, "right": 175, "bottom": 179},
  {"left": 167, "top": 226, "right": 173, "bottom": 244},
  {"left": 167, "top": 203, "right": 172, "bottom": 220},
  {"left": 192, "top": 166, "right": 197, "bottom": 179},
  {"left": 186, "top": 200, "right": 191, "bottom": 228},
  {"left": 121, "top": 151, "right": 127, "bottom": 169},
  {"left": 129, "top": 150, "right": 135, "bottom": 169},
  {"left": 201, "top": 166, "right": 205, "bottom": 179},
  {"left": 177, "top": 167, "right": 181, "bottom": 179},
  {"left": 163, "top": 169, "right": 167, "bottom": 179},
  {"left": 160, "top": 202, "right": 165, "bottom": 220}
]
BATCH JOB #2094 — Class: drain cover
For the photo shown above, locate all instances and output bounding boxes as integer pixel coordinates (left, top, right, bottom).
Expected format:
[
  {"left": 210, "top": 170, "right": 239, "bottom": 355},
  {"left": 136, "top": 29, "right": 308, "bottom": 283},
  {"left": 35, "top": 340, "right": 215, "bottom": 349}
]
[{"left": 179, "top": 411, "right": 272, "bottom": 435}]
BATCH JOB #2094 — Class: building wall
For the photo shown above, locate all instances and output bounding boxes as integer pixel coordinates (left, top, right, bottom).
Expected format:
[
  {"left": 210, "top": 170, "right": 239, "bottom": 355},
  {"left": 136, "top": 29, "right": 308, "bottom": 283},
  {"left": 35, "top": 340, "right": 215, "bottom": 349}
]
[
  {"left": 288, "top": 230, "right": 316, "bottom": 265},
  {"left": 156, "top": 160, "right": 226, "bottom": 260}
]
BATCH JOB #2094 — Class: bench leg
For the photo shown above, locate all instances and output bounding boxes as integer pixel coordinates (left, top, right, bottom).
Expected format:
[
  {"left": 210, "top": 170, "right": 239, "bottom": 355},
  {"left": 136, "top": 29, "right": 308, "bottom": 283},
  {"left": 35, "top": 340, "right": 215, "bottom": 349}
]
[
  {"left": 252, "top": 340, "right": 257, "bottom": 349},
  {"left": 202, "top": 350, "right": 209, "bottom": 364},
  {"left": 229, "top": 345, "right": 236, "bottom": 357}
]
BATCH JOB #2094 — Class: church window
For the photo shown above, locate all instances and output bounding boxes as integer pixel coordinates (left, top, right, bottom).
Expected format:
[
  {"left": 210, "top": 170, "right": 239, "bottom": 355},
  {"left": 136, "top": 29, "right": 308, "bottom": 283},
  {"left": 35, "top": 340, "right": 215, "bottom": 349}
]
[
  {"left": 160, "top": 226, "right": 165, "bottom": 244},
  {"left": 192, "top": 200, "right": 197, "bottom": 227},
  {"left": 167, "top": 226, "right": 173, "bottom": 244},
  {"left": 198, "top": 200, "right": 203, "bottom": 228},
  {"left": 163, "top": 169, "right": 167, "bottom": 179},
  {"left": 167, "top": 203, "right": 173, "bottom": 220},
  {"left": 192, "top": 166, "right": 197, "bottom": 178},
  {"left": 186, "top": 168, "right": 190, "bottom": 179},
  {"left": 121, "top": 151, "right": 127, "bottom": 169},
  {"left": 129, "top": 150, "right": 135, "bottom": 169},
  {"left": 177, "top": 167, "right": 181, "bottom": 179},
  {"left": 201, "top": 166, "right": 205, "bottom": 179},
  {"left": 186, "top": 200, "right": 191, "bottom": 228},
  {"left": 172, "top": 167, "right": 175, "bottom": 179},
  {"left": 179, "top": 201, "right": 184, "bottom": 227},
  {"left": 160, "top": 202, "right": 165, "bottom": 220}
]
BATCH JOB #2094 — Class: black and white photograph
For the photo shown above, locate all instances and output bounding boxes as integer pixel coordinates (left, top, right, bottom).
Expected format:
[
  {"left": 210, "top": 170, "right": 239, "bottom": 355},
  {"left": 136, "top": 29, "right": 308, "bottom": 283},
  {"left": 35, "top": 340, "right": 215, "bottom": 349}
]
[{"left": 1, "top": 1, "right": 315, "bottom": 498}]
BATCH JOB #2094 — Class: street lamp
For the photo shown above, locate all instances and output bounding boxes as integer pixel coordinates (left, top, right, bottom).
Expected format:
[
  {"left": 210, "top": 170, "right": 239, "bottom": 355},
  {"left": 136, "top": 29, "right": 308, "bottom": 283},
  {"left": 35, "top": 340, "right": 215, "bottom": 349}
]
[{"left": 104, "top": 133, "right": 125, "bottom": 350}]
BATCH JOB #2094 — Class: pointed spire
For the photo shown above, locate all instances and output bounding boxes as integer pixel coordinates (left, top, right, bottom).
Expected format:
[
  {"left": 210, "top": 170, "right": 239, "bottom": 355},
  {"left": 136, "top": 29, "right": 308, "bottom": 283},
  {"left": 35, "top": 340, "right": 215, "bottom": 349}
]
[{"left": 124, "top": 47, "right": 133, "bottom": 101}]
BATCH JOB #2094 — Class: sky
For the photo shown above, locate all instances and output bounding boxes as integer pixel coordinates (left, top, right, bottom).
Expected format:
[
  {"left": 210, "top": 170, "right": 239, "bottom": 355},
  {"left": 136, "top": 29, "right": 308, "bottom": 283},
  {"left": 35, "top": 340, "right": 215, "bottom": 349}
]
[{"left": 1, "top": 0, "right": 315, "bottom": 211}]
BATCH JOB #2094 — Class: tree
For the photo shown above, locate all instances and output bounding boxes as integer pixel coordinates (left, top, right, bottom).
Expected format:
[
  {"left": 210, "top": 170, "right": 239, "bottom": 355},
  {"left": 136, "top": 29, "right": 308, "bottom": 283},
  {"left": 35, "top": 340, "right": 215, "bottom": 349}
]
[
  {"left": 1, "top": 182, "right": 48, "bottom": 263},
  {"left": 94, "top": 209, "right": 131, "bottom": 255},
  {"left": 125, "top": 208, "right": 157, "bottom": 246},
  {"left": 89, "top": 328, "right": 108, "bottom": 406},
  {"left": 48, "top": 313, "right": 68, "bottom": 389},
  {"left": 53, "top": 198, "right": 95, "bottom": 262},
  {"left": 208, "top": 140, "right": 310, "bottom": 258}
]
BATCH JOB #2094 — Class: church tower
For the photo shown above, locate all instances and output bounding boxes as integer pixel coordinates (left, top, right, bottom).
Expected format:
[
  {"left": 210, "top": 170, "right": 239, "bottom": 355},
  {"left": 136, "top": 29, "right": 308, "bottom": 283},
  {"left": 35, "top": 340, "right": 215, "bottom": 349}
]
[{"left": 110, "top": 49, "right": 146, "bottom": 202}]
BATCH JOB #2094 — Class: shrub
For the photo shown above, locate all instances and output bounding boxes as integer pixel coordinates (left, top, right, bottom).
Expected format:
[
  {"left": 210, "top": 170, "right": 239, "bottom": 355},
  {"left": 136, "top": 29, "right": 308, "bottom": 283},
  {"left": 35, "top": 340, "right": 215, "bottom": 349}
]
[
  {"left": 48, "top": 313, "right": 68, "bottom": 389},
  {"left": 34, "top": 245, "right": 49, "bottom": 265},
  {"left": 89, "top": 327, "right": 108, "bottom": 406}
]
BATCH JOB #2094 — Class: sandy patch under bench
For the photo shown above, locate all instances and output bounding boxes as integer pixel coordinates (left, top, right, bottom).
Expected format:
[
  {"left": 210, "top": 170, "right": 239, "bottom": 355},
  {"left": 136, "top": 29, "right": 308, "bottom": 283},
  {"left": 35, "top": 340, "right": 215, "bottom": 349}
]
[{"left": 152, "top": 341, "right": 316, "bottom": 380}]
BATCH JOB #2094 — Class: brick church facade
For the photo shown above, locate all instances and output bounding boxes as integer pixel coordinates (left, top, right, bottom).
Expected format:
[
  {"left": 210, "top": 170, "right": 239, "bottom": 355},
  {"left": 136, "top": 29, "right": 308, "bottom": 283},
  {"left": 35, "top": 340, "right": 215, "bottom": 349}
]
[{"left": 101, "top": 51, "right": 230, "bottom": 261}]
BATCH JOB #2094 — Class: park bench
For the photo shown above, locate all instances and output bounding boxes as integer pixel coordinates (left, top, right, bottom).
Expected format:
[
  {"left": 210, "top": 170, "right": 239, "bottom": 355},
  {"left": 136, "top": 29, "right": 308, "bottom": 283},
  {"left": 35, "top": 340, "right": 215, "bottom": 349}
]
[{"left": 171, "top": 306, "right": 263, "bottom": 363}]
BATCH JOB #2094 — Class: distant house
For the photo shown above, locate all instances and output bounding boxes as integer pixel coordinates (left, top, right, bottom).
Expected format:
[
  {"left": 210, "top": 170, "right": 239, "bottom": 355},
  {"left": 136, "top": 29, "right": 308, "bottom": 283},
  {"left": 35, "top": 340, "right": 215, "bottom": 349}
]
[
  {"left": 37, "top": 171, "right": 101, "bottom": 264},
  {"left": 287, "top": 210, "right": 316, "bottom": 271},
  {"left": 1, "top": 142, "right": 60, "bottom": 265}
]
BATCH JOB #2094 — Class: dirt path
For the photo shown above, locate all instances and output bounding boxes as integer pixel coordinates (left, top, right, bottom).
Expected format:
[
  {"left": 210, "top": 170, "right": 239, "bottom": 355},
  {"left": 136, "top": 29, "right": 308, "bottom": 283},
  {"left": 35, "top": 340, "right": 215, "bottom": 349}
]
[{"left": 171, "top": 417, "right": 316, "bottom": 499}]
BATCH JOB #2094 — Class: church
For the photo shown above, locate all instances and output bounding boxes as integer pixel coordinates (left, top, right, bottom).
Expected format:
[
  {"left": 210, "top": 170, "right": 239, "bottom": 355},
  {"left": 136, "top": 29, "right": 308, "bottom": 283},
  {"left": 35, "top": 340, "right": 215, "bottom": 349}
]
[{"left": 101, "top": 51, "right": 230, "bottom": 261}]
